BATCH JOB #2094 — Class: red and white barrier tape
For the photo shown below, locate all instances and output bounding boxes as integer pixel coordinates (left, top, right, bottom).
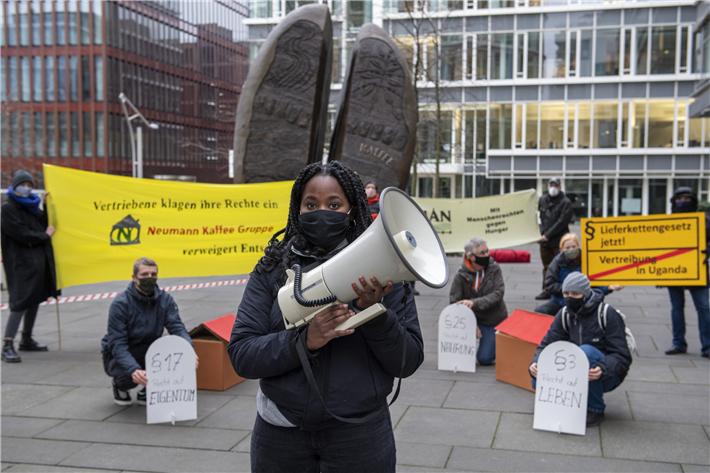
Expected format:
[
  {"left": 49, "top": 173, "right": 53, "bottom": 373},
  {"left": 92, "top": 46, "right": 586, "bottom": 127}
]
[{"left": 0, "top": 278, "right": 249, "bottom": 311}]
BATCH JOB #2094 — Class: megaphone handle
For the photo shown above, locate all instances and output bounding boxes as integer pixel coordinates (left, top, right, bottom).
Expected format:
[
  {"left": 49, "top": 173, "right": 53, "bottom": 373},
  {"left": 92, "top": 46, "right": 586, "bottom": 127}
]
[{"left": 334, "top": 303, "right": 387, "bottom": 331}]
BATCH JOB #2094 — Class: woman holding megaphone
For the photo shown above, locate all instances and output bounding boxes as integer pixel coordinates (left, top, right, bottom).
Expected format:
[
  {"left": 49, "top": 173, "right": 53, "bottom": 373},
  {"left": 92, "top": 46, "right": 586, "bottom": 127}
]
[{"left": 228, "top": 161, "right": 424, "bottom": 473}]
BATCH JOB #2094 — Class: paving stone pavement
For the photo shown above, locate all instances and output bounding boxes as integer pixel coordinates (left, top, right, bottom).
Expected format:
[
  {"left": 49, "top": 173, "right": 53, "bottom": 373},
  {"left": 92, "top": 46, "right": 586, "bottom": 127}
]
[{"left": 2, "top": 233, "right": 709, "bottom": 472}]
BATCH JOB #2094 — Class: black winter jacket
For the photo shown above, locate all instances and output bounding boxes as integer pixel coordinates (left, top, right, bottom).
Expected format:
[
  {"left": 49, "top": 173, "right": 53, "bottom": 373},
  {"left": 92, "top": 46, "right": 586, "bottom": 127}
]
[
  {"left": 449, "top": 258, "right": 507, "bottom": 327},
  {"left": 101, "top": 282, "right": 192, "bottom": 376},
  {"left": 538, "top": 191, "right": 573, "bottom": 248},
  {"left": 1, "top": 197, "right": 58, "bottom": 311},
  {"left": 531, "top": 290, "right": 632, "bottom": 382},
  {"left": 228, "top": 246, "right": 424, "bottom": 431}
]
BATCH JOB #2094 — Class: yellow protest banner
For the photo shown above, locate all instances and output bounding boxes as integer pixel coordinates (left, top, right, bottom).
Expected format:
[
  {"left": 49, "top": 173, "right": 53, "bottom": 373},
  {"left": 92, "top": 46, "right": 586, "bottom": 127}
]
[
  {"left": 414, "top": 190, "right": 541, "bottom": 252},
  {"left": 582, "top": 213, "right": 707, "bottom": 287},
  {"left": 44, "top": 165, "right": 291, "bottom": 288}
]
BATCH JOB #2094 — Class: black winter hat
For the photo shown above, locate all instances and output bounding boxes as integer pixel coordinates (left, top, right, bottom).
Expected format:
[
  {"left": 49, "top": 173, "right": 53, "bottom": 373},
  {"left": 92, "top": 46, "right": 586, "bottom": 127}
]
[
  {"left": 670, "top": 187, "right": 697, "bottom": 205},
  {"left": 12, "top": 170, "right": 34, "bottom": 188},
  {"left": 363, "top": 180, "right": 377, "bottom": 190}
]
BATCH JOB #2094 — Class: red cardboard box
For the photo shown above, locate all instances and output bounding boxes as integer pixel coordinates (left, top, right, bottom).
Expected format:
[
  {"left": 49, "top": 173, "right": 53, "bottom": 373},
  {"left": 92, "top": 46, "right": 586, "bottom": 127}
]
[
  {"left": 495, "top": 309, "right": 554, "bottom": 392},
  {"left": 189, "top": 314, "right": 245, "bottom": 391}
]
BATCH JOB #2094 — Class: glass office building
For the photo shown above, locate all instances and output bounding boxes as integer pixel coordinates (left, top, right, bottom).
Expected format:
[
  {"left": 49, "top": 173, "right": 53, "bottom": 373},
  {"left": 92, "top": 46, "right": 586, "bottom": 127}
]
[
  {"left": 0, "top": 1, "right": 249, "bottom": 186},
  {"left": 248, "top": 0, "right": 708, "bottom": 221}
]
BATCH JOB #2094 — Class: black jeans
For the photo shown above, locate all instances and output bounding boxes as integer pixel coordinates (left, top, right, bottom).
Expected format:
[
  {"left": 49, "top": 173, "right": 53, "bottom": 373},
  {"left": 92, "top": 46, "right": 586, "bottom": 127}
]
[
  {"left": 103, "top": 354, "right": 141, "bottom": 391},
  {"left": 251, "top": 408, "right": 396, "bottom": 473},
  {"left": 4, "top": 305, "right": 40, "bottom": 339}
]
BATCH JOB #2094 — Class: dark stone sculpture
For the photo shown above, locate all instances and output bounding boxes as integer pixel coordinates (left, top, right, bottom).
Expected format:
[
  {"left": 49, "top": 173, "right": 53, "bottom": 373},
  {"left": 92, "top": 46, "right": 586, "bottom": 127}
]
[
  {"left": 233, "top": 4, "right": 332, "bottom": 183},
  {"left": 329, "top": 24, "right": 417, "bottom": 190}
]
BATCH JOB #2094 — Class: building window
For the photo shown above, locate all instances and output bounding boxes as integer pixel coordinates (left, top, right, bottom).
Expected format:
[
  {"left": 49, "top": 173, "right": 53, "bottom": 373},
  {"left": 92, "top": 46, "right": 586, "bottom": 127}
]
[
  {"left": 579, "top": 30, "right": 593, "bottom": 77},
  {"left": 31, "top": 0, "right": 41, "bottom": 45},
  {"left": 68, "top": 0, "right": 77, "bottom": 45},
  {"left": 593, "top": 101, "right": 617, "bottom": 148},
  {"left": 578, "top": 102, "right": 591, "bottom": 149},
  {"left": 595, "top": 29, "right": 620, "bottom": 76},
  {"left": 491, "top": 33, "right": 514, "bottom": 80},
  {"left": 34, "top": 112, "right": 43, "bottom": 157},
  {"left": 650, "top": 26, "right": 676, "bottom": 74},
  {"left": 94, "top": 55, "right": 103, "bottom": 101},
  {"left": 418, "top": 177, "right": 433, "bottom": 198},
  {"left": 71, "top": 111, "right": 79, "bottom": 157},
  {"left": 56, "top": 1, "right": 65, "bottom": 45},
  {"left": 83, "top": 111, "right": 91, "bottom": 156},
  {"left": 81, "top": 55, "right": 90, "bottom": 101},
  {"left": 618, "top": 179, "right": 642, "bottom": 216},
  {"left": 22, "top": 113, "right": 32, "bottom": 156},
  {"left": 441, "top": 35, "right": 463, "bottom": 81},
  {"left": 0, "top": 2, "right": 4, "bottom": 48},
  {"left": 58, "top": 112, "right": 67, "bottom": 156},
  {"left": 489, "top": 104, "right": 512, "bottom": 149},
  {"left": 8, "top": 57, "right": 18, "bottom": 101},
  {"left": 688, "top": 116, "right": 703, "bottom": 148},
  {"left": 45, "top": 56, "right": 54, "bottom": 101},
  {"left": 93, "top": 0, "right": 101, "bottom": 44},
  {"left": 7, "top": 1, "right": 16, "bottom": 46},
  {"left": 69, "top": 55, "right": 78, "bottom": 101},
  {"left": 21, "top": 56, "right": 30, "bottom": 102},
  {"left": 636, "top": 27, "right": 649, "bottom": 74},
  {"left": 647, "top": 99, "right": 674, "bottom": 147},
  {"left": 525, "top": 103, "right": 538, "bottom": 149},
  {"left": 542, "top": 30, "right": 566, "bottom": 78},
  {"left": 80, "top": 0, "right": 89, "bottom": 45},
  {"left": 631, "top": 100, "right": 646, "bottom": 148},
  {"left": 44, "top": 0, "right": 52, "bottom": 46},
  {"left": 10, "top": 112, "right": 19, "bottom": 156},
  {"left": 539, "top": 102, "right": 564, "bottom": 149},
  {"left": 96, "top": 111, "right": 104, "bottom": 157},
  {"left": 19, "top": 0, "right": 28, "bottom": 46},
  {"left": 527, "top": 32, "right": 541, "bottom": 79},
  {"left": 46, "top": 112, "right": 56, "bottom": 156},
  {"left": 0, "top": 58, "right": 5, "bottom": 102},
  {"left": 57, "top": 56, "right": 66, "bottom": 101},
  {"left": 346, "top": 1, "right": 371, "bottom": 31},
  {"left": 33, "top": 56, "right": 42, "bottom": 102}
]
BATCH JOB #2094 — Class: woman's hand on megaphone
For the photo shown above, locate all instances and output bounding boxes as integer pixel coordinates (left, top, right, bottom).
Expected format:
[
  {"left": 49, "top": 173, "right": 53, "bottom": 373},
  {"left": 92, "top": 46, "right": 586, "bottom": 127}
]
[
  {"left": 306, "top": 304, "right": 356, "bottom": 351},
  {"left": 352, "top": 276, "right": 394, "bottom": 310}
]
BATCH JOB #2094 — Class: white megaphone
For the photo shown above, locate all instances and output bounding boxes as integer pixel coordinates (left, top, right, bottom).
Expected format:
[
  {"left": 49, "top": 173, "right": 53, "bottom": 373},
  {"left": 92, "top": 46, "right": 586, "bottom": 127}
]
[{"left": 278, "top": 187, "right": 449, "bottom": 331}]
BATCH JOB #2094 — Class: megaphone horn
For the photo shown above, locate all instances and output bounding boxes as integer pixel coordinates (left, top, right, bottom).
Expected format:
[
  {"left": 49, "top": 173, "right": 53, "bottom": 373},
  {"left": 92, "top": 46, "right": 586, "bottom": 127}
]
[{"left": 278, "top": 187, "right": 449, "bottom": 331}]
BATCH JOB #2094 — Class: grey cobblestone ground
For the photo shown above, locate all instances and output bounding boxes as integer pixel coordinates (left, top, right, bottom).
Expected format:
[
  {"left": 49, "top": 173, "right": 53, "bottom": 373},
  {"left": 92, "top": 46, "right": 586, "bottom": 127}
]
[{"left": 2, "top": 235, "right": 709, "bottom": 472}]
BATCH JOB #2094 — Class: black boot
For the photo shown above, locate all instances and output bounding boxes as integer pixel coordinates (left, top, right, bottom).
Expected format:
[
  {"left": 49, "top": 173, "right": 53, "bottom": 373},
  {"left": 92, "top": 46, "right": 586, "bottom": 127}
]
[
  {"left": 19, "top": 335, "right": 48, "bottom": 352},
  {"left": 2, "top": 340, "right": 21, "bottom": 363}
]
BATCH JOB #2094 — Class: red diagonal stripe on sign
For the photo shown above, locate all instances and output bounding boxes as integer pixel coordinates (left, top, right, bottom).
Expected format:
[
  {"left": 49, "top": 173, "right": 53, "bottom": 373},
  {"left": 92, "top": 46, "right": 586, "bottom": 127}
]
[{"left": 588, "top": 248, "right": 695, "bottom": 281}]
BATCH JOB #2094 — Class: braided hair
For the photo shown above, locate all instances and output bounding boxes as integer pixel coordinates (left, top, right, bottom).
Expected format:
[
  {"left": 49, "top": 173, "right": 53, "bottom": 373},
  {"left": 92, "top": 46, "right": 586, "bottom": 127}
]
[{"left": 255, "top": 161, "right": 373, "bottom": 287}]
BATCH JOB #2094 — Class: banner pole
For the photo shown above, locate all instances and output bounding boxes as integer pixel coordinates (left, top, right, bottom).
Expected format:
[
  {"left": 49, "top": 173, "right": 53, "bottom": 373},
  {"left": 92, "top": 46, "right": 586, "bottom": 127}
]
[{"left": 55, "top": 299, "right": 61, "bottom": 351}]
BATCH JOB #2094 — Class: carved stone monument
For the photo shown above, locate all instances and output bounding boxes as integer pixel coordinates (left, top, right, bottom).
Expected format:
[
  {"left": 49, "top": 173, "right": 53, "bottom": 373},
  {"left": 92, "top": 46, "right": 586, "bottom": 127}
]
[
  {"left": 232, "top": 4, "right": 332, "bottom": 183},
  {"left": 329, "top": 24, "right": 417, "bottom": 190}
]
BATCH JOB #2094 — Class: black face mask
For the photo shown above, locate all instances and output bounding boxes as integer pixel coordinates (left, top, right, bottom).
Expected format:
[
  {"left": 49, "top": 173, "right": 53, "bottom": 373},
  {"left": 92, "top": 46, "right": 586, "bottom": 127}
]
[
  {"left": 299, "top": 210, "right": 351, "bottom": 250},
  {"left": 564, "top": 296, "right": 585, "bottom": 314},
  {"left": 474, "top": 255, "right": 490, "bottom": 268},
  {"left": 137, "top": 277, "right": 157, "bottom": 295}
]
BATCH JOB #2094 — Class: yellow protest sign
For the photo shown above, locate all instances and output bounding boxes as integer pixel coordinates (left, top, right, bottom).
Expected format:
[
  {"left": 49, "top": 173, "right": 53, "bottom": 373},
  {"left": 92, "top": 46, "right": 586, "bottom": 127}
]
[
  {"left": 582, "top": 213, "right": 707, "bottom": 286},
  {"left": 414, "top": 190, "right": 541, "bottom": 252},
  {"left": 44, "top": 165, "right": 291, "bottom": 288}
]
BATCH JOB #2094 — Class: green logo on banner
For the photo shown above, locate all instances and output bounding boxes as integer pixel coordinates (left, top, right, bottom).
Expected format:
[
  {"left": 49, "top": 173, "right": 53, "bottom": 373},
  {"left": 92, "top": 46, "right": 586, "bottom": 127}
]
[{"left": 110, "top": 215, "right": 141, "bottom": 246}]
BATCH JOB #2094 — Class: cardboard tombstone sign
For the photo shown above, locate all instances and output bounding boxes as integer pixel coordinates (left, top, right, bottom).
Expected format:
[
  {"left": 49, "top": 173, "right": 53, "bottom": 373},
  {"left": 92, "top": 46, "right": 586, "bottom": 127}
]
[
  {"left": 145, "top": 335, "right": 197, "bottom": 425},
  {"left": 438, "top": 304, "right": 478, "bottom": 373},
  {"left": 533, "top": 341, "right": 589, "bottom": 436}
]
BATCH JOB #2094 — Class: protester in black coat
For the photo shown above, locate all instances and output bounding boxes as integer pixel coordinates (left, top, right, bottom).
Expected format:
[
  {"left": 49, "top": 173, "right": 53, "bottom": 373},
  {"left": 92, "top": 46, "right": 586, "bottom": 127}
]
[
  {"left": 101, "top": 257, "right": 194, "bottom": 406},
  {"left": 229, "top": 162, "right": 423, "bottom": 472},
  {"left": 1, "top": 170, "right": 58, "bottom": 363},
  {"left": 529, "top": 273, "right": 632, "bottom": 426},
  {"left": 536, "top": 177, "right": 573, "bottom": 301},
  {"left": 664, "top": 187, "right": 710, "bottom": 358}
]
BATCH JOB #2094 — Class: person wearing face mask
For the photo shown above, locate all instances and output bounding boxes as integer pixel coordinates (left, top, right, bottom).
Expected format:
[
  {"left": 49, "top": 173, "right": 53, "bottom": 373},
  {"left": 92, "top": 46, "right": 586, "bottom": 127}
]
[
  {"left": 536, "top": 177, "right": 573, "bottom": 301},
  {"left": 363, "top": 180, "right": 380, "bottom": 220},
  {"left": 664, "top": 187, "right": 710, "bottom": 358},
  {"left": 100, "top": 257, "right": 196, "bottom": 406},
  {"left": 228, "top": 162, "right": 423, "bottom": 473},
  {"left": 1, "top": 170, "right": 58, "bottom": 363},
  {"left": 535, "top": 233, "right": 623, "bottom": 316},
  {"left": 529, "top": 272, "right": 632, "bottom": 427},
  {"left": 449, "top": 237, "right": 507, "bottom": 365}
]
